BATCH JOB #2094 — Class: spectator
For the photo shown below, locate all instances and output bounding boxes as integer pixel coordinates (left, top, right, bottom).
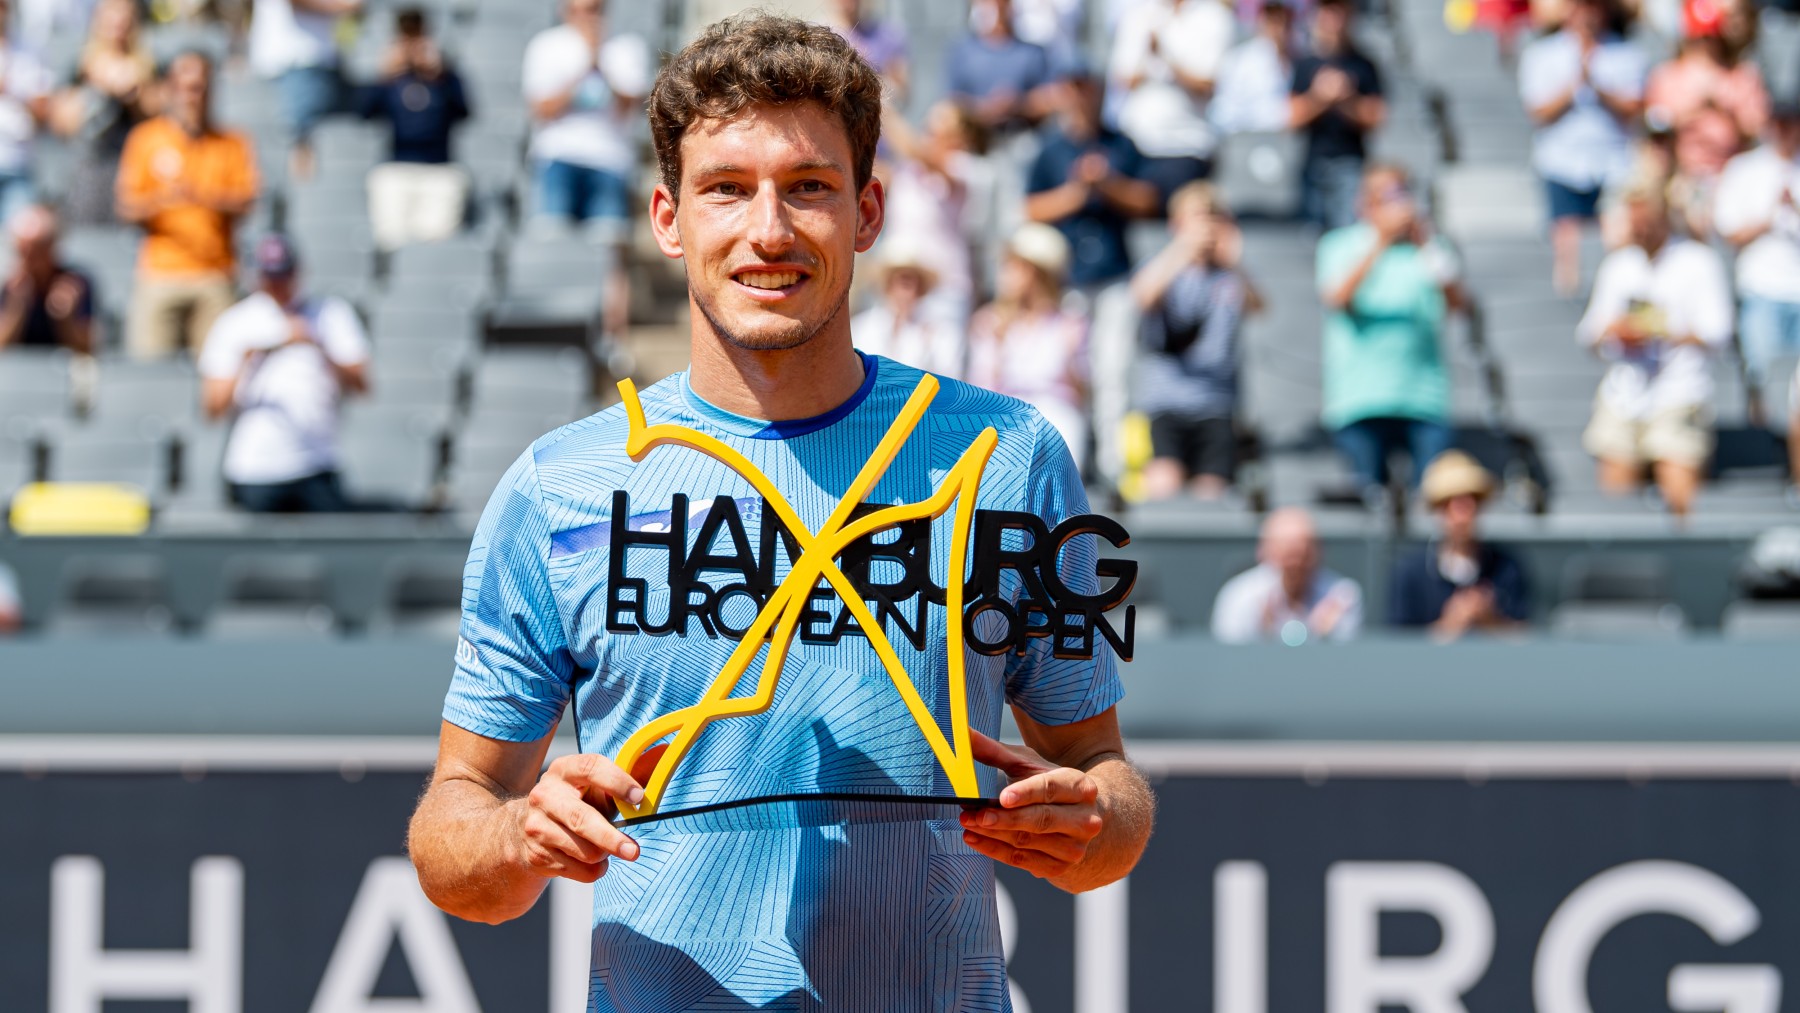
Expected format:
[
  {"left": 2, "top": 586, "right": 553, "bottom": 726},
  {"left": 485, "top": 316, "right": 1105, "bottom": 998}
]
[
  {"left": 0, "top": 0, "right": 53, "bottom": 225},
  {"left": 1014, "top": 0, "right": 1088, "bottom": 73},
  {"left": 1131, "top": 182, "right": 1256, "bottom": 499},
  {"left": 116, "top": 52, "right": 259, "bottom": 361},
  {"left": 967, "top": 223, "right": 1091, "bottom": 458},
  {"left": 851, "top": 242, "right": 965, "bottom": 379},
  {"left": 49, "top": 0, "right": 158, "bottom": 226},
  {"left": 1578, "top": 180, "right": 1732, "bottom": 518},
  {"left": 1108, "top": 0, "right": 1236, "bottom": 198},
  {"left": 1288, "top": 0, "right": 1385, "bottom": 231},
  {"left": 827, "top": 0, "right": 910, "bottom": 97},
  {"left": 198, "top": 235, "right": 369, "bottom": 513},
  {"left": 1519, "top": 0, "right": 1646, "bottom": 294},
  {"left": 1211, "top": 507, "right": 1363, "bottom": 643},
  {"left": 1213, "top": 0, "right": 1297, "bottom": 135},
  {"left": 1389, "top": 450, "right": 1531, "bottom": 640},
  {"left": 880, "top": 100, "right": 990, "bottom": 321},
  {"left": 1713, "top": 102, "right": 1800, "bottom": 402},
  {"left": 1024, "top": 72, "right": 1161, "bottom": 290},
  {"left": 358, "top": 8, "right": 471, "bottom": 252},
  {"left": 1644, "top": 12, "right": 1768, "bottom": 235},
  {"left": 1318, "top": 164, "right": 1465, "bottom": 494},
  {"left": 248, "top": 0, "right": 360, "bottom": 181},
  {"left": 0, "top": 206, "right": 95, "bottom": 354},
  {"left": 946, "top": 0, "right": 1059, "bottom": 134},
  {"left": 523, "top": 0, "right": 652, "bottom": 234}
]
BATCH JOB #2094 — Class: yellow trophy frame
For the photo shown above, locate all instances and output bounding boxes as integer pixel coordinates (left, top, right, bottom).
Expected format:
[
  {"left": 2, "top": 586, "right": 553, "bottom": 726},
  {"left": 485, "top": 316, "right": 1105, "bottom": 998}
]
[{"left": 610, "top": 373, "right": 999, "bottom": 823}]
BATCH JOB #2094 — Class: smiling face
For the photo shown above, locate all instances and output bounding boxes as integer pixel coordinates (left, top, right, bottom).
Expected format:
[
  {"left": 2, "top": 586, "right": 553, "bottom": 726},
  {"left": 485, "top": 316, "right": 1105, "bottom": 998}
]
[{"left": 651, "top": 100, "right": 883, "bottom": 353}]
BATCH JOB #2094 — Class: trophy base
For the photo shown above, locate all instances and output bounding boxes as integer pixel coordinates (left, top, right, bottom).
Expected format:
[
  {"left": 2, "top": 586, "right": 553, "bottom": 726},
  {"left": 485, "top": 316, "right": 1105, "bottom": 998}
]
[{"left": 616, "top": 792, "right": 1002, "bottom": 828}]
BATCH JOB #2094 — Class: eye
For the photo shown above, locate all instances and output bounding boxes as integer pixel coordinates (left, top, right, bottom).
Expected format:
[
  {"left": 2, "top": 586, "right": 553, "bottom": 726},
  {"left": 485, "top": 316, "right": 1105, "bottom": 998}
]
[
  {"left": 794, "top": 179, "right": 828, "bottom": 194},
  {"left": 712, "top": 181, "right": 743, "bottom": 197}
]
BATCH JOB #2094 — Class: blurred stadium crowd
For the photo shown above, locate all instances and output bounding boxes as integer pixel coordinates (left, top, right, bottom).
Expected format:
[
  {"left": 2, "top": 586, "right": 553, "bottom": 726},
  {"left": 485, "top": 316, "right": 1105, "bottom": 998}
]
[{"left": 0, "top": 0, "right": 1798, "bottom": 640}]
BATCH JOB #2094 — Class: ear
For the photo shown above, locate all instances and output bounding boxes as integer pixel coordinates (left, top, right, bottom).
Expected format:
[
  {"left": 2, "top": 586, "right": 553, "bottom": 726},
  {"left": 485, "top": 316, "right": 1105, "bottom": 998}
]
[
  {"left": 650, "top": 183, "right": 683, "bottom": 260},
  {"left": 853, "top": 176, "right": 885, "bottom": 255}
]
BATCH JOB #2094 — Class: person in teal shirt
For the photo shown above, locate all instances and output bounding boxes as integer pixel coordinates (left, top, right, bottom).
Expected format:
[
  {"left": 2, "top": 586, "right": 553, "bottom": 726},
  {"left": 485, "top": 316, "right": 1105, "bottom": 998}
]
[{"left": 1315, "top": 163, "right": 1467, "bottom": 493}]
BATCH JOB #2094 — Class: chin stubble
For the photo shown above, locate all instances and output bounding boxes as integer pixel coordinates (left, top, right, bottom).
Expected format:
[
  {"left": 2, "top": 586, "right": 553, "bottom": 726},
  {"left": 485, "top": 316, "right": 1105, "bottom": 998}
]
[{"left": 690, "top": 266, "right": 853, "bottom": 352}]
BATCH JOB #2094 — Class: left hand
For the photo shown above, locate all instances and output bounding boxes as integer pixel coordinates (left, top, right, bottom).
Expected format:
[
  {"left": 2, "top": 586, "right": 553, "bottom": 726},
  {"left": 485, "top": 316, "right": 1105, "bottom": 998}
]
[{"left": 959, "top": 730, "right": 1104, "bottom": 880}]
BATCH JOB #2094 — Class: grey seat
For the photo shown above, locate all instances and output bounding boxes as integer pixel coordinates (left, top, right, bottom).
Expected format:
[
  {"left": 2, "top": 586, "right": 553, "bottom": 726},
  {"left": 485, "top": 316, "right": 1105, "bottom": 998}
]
[
  {"left": 1549, "top": 602, "right": 1689, "bottom": 640},
  {"left": 447, "top": 432, "right": 529, "bottom": 512},
  {"left": 208, "top": 554, "right": 337, "bottom": 638},
  {"left": 0, "top": 348, "right": 73, "bottom": 428},
  {"left": 373, "top": 556, "right": 466, "bottom": 637},
  {"left": 337, "top": 405, "right": 448, "bottom": 508},
  {"left": 47, "top": 555, "right": 175, "bottom": 637},
  {"left": 1560, "top": 552, "right": 1673, "bottom": 603},
  {"left": 166, "top": 421, "right": 231, "bottom": 517},
  {"left": 1720, "top": 600, "right": 1800, "bottom": 640},
  {"left": 467, "top": 347, "right": 591, "bottom": 414},
  {"left": 46, "top": 425, "right": 173, "bottom": 494},
  {"left": 88, "top": 360, "right": 201, "bottom": 427}
]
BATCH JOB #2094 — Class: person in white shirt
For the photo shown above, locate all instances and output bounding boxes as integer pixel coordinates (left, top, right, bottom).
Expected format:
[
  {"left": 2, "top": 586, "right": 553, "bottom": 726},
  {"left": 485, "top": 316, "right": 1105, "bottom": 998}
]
[
  {"left": 523, "top": 0, "right": 651, "bottom": 235},
  {"left": 0, "top": 0, "right": 54, "bottom": 225},
  {"left": 1211, "top": 0, "right": 1295, "bottom": 135},
  {"left": 198, "top": 234, "right": 370, "bottom": 513},
  {"left": 851, "top": 242, "right": 965, "bottom": 379},
  {"left": 1577, "top": 181, "right": 1733, "bottom": 518},
  {"left": 248, "top": 0, "right": 361, "bottom": 180},
  {"left": 1109, "top": 0, "right": 1237, "bottom": 198},
  {"left": 1714, "top": 103, "right": 1800, "bottom": 404},
  {"left": 1211, "top": 507, "right": 1363, "bottom": 644}
]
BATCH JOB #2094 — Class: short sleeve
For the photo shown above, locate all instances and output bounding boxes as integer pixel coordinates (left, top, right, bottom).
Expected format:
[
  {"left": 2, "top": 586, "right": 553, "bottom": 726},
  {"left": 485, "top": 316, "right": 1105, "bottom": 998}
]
[
  {"left": 1710, "top": 157, "right": 1756, "bottom": 236},
  {"left": 1001, "top": 416, "right": 1126, "bottom": 725},
  {"left": 1169, "top": 4, "right": 1235, "bottom": 80},
  {"left": 1026, "top": 145, "right": 1060, "bottom": 195},
  {"left": 114, "top": 123, "right": 155, "bottom": 206},
  {"left": 1518, "top": 40, "right": 1562, "bottom": 108},
  {"left": 600, "top": 33, "right": 652, "bottom": 99},
  {"left": 225, "top": 133, "right": 261, "bottom": 204},
  {"left": 521, "top": 31, "right": 572, "bottom": 101},
  {"left": 317, "top": 297, "right": 370, "bottom": 366},
  {"left": 1290, "top": 57, "right": 1314, "bottom": 96},
  {"left": 73, "top": 272, "right": 94, "bottom": 321},
  {"left": 1358, "top": 54, "right": 1384, "bottom": 97},
  {"left": 1684, "top": 246, "right": 1735, "bottom": 348},
  {"left": 443, "top": 451, "right": 577, "bottom": 742},
  {"left": 1314, "top": 226, "right": 1362, "bottom": 296},
  {"left": 196, "top": 308, "right": 244, "bottom": 379}
]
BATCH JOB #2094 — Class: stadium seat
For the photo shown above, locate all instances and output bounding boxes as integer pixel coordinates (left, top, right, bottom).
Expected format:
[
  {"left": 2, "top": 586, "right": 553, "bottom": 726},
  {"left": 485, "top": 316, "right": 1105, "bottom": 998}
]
[
  {"left": 1549, "top": 602, "right": 1689, "bottom": 640},
  {"left": 163, "top": 421, "right": 231, "bottom": 520},
  {"left": 1560, "top": 552, "right": 1673, "bottom": 604},
  {"left": 45, "top": 424, "right": 175, "bottom": 496},
  {"left": 446, "top": 431, "right": 529, "bottom": 513},
  {"left": 1212, "top": 131, "right": 1303, "bottom": 219},
  {"left": 0, "top": 348, "right": 74, "bottom": 428},
  {"left": 46, "top": 554, "right": 175, "bottom": 637},
  {"left": 0, "top": 433, "right": 32, "bottom": 501},
  {"left": 1720, "top": 600, "right": 1800, "bottom": 640},
  {"left": 208, "top": 554, "right": 337, "bottom": 638},
  {"left": 372, "top": 556, "right": 466, "bottom": 637},
  {"left": 467, "top": 346, "right": 591, "bottom": 414},
  {"left": 337, "top": 404, "right": 450, "bottom": 509},
  {"left": 87, "top": 360, "right": 201, "bottom": 428}
]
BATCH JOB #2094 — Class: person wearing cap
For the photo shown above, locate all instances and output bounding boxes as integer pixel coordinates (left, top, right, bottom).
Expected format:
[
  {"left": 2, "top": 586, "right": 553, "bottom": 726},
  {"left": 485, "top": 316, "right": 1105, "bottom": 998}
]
[
  {"left": 1131, "top": 181, "right": 1256, "bottom": 499},
  {"left": 967, "top": 222, "right": 1091, "bottom": 461},
  {"left": 1024, "top": 71, "right": 1161, "bottom": 290},
  {"left": 1518, "top": 0, "right": 1646, "bottom": 295},
  {"left": 0, "top": 205, "right": 95, "bottom": 354},
  {"left": 851, "top": 242, "right": 965, "bottom": 378},
  {"left": 1211, "top": 506, "right": 1363, "bottom": 644},
  {"left": 116, "top": 51, "right": 259, "bottom": 360},
  {"left": 1389, "top": 450, "right": 1530, "bottom": 639},
  {"left": 1318, "top": 163, "right": 1466, "bottom": 497},
  {"left": 1578, "top": 180, "right": 1732, "bottom": 519},
  {"left": 1714, "top": 102, "right": 1800, "bottom": 407},
  {"left": 197, "top": 234, "right": 370, "bottom": 513}
]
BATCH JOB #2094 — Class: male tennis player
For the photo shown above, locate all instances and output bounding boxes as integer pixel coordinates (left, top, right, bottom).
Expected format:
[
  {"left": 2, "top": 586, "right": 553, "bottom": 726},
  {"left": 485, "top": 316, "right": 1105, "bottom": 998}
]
[{"left": 408, "top": 13, "right": 1152, "bottom": 1010}]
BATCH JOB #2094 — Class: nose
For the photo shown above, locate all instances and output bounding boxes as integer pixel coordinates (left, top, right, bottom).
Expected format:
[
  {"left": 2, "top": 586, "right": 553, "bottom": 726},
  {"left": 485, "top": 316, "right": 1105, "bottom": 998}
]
[{"left": 744, "top": 182, "right": 795, "bottom": 256}]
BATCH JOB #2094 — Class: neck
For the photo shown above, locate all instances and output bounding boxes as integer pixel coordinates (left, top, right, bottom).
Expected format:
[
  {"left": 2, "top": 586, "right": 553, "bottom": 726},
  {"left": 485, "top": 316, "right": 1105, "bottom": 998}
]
[
  {"left": 686, "top": 309, "right": 868, "bottom": 422},
  {"left": 175, "top": 109, "right": 206, "bottom": 135}
]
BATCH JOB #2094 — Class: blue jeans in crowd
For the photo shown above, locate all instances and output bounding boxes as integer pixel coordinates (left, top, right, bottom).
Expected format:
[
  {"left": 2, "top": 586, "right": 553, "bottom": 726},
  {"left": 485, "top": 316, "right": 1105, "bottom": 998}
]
[
  {"left": 534, "top": 159, "right": 632, "bottom": 225},
  {"left": 277, "top": 66, "right": 341, "bottom": 143},
  {"left": 229, "top": 471, "right": 353, "bottom": 513},
  {"left": 1332, "top": 416, "right": 1453, "bottom": 490},
  {"left": 1739, "top": 294, "right": 1800, "bottom": 383},
  {"left": 1302, "top": 153, "right": 1365, "bottom": 232}
]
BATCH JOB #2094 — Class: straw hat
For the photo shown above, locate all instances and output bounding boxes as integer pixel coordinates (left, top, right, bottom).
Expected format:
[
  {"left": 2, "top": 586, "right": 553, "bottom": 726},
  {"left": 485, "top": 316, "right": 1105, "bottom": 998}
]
[
  {"left": 1421, "top": 450, "right": 1495, "bottom": 508},
  {"left": 1006, "top": 222, "right": 1071, "bottom": 280},
  {"left": 873, "top": 239, "right": 940, "bottom": 292}
]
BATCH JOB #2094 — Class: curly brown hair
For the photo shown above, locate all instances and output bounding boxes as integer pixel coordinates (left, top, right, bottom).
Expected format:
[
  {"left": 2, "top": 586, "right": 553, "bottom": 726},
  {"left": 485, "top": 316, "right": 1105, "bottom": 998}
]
[{"left": 648, "top": 11, "right": 885, "bottom": 200}]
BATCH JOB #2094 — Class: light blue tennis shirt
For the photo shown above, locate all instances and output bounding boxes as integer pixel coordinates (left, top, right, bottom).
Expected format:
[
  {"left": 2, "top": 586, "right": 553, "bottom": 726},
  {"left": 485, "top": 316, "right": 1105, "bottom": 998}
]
[{"left": 443, "top": 355, "right": 1124, "bottom": 1012}]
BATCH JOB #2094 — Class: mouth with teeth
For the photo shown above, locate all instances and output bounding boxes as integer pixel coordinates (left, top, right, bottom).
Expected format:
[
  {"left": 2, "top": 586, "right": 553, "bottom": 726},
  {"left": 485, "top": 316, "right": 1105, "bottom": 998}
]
[{"left": 731, "top": 267, "right": 810, "bottom": 298}]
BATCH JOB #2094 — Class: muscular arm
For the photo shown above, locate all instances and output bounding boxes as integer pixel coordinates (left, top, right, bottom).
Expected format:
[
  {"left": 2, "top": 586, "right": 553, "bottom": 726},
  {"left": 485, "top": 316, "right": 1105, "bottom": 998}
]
[
  {"left": 960, "top": 708, "right": 1155, "bottom": 894},
  {"left": 408, "top": 721, "right": 644, "bottom": 925}
]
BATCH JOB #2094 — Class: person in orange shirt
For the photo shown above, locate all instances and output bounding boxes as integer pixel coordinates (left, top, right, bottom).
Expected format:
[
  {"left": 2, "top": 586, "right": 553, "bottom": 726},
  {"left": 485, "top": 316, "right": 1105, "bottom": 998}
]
[{"left": 115, "top": 51, "right": 259, "bottom": 360}]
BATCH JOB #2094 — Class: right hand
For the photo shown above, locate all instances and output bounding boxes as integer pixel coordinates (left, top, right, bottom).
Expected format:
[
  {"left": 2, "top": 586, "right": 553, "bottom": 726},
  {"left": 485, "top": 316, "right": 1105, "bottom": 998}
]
[
  {"left": 1373, "top": 201, "right": 1417, "bottom": 244},
  {"left": 1311, "top": 67, "right": 1352, "bottom": 104},
  {"left": 513, "top": 753, "right": 645, "bottom": 884},
  {"left": 1610, "top": 315, "right": 1649, "bottom": 347}
]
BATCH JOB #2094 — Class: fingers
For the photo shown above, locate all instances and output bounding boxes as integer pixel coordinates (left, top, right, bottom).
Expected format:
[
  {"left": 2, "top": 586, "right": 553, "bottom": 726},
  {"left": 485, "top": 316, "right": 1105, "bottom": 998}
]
[
  {"left": 961, "top": 828, "right": 1082, "bottom": 879},
  {"left": 968, "top": 729, "right": 1050, "bottom": 781},
  {"left": 996, "top": 767, "right": 1098, "bottom": 809},
  {"left": 549, "top": 752, "right": 646, "bottom": 810},
  {"left": 961, "top": 799, "right": 1103, "bottom": 842}
]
